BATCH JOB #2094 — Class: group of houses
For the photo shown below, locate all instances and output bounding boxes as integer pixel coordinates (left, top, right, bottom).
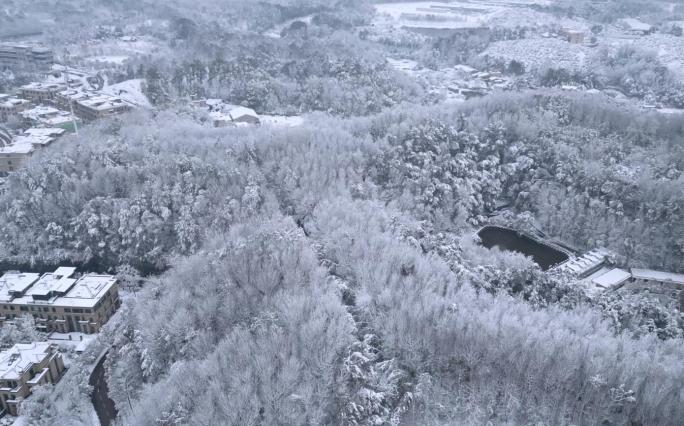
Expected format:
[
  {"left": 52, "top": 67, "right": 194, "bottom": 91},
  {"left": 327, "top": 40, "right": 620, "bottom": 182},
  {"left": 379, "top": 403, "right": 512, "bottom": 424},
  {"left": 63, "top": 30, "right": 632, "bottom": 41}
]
[
  {"left": 0, "top": 71, "right": 134, "bottom": 175},
  {"left": 0, "top": 267, "right": 120, "bottom": 415},
  {"left": 449, "top": 66, "right": 510, "bottom": 100},
  {"left": 555, "top": 248, "right": 684, "bottom": 296},
  {"left": 0, "top": 127, "right": 65, "bottom": 173}
]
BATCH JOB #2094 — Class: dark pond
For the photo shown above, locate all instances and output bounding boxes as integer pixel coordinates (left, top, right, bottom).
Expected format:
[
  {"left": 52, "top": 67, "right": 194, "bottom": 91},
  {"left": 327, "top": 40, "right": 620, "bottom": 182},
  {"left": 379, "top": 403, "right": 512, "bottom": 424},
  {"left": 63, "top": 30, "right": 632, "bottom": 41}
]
[{"left": 477, "top": 226, "right": 569, "bottom": 270}]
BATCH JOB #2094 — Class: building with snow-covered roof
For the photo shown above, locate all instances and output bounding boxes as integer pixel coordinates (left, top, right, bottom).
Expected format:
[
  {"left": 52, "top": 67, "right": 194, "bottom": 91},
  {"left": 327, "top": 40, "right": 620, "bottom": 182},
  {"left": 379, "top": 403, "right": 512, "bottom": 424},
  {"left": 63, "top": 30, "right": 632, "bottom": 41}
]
[
  {"left": 13, "top": 128, "right": 65, "bottom": 150},
  {"left": 0, "top": 268, "right": 120, "bottom": 334},
  {"left": 56, "top": 89, "right": 132, "bottom": 121},
  {"left": 0, "top": 272, "right": 40, "bottom": 303},
  {"left": 630, "top": 269, "right": 684, "bottom": 289},
  {"left": 0, "top": 129, "right": 34, "bottom": 173},
  {"left": 20, "top": 105, "right": 76, "bottom": 129},
  {"left": 75, "top": 94, "right": 132, "bottom": 121},
  {"left": 618, "top": 18, "right": 654, "bottom": 35},
  {"left": 555, "top": 248, "right": 614, "bottom": 278},
  {"left": 0, "top": 342, "right": 64, "bottom": 416},
  {"left": 0, "top": 43, "right": 54, "bottom": 71},
  {"left": 19, "top": 82, "right": 65, "bottom": 103},
  {"left": 591, "top": 268, "right": 631, "bottom": 290},
  {"left": 0, "top": 127, "right": 66, "bottom": 173},
  {"left": 210, "top": 105, "right": 260, "bottom": 127},
  {"left": 0, "top": 95, "right": 31, "bottom": 123}
]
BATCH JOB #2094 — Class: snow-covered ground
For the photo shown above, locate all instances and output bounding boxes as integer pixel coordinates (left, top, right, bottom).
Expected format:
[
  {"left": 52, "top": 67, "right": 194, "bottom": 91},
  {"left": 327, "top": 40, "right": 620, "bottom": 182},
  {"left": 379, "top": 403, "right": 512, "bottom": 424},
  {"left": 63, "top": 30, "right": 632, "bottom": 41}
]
[
  {"left": 47, "top": 332, "right": 97, "bottom": 353},
  {"left": 67, "top": 36, "right": 164, "bottom": 67},
  {"left": 101, "top": 79, "right": 151, "bottom": 108},
  {"left": 260, "top": 115, "right": 305, "bottom": 127}
]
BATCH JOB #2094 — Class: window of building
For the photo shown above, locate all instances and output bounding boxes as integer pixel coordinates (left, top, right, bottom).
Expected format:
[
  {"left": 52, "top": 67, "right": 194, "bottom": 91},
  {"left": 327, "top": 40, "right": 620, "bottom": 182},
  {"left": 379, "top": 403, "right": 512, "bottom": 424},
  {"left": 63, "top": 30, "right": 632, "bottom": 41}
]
[{"left": 19, "top": 307, "right": 27, "bottom": 312}]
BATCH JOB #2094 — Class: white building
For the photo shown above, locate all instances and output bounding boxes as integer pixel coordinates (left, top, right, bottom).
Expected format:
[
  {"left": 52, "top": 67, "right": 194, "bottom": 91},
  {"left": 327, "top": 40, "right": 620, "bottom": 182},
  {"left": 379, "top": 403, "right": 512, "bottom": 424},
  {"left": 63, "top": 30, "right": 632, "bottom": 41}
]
[
  {"left": 0, "top": 342, "right": 65, "bottom": 416},
  {"left": 618, "top": 18, "right": 654, "bottom": 35},
  {"left": 591, "top": 268, "right": 631, "bottom": 290},
  {"left": 0, "top": 43, "right": 54, "bottom": 71},
  {"left": 0, "top": 95, "right": 31, "bottom": 123},
  {"left": 20, "top": 106, "right": 76, "bottom": 129},
  {"left": 556, "top": 248, "right": 614, "bottom": 278},
  {"left": 0, "top": 267, "right": 120, "bottom": 334},
  {"left": 631, "top": 269, "right": 684, "bottom": 289}
]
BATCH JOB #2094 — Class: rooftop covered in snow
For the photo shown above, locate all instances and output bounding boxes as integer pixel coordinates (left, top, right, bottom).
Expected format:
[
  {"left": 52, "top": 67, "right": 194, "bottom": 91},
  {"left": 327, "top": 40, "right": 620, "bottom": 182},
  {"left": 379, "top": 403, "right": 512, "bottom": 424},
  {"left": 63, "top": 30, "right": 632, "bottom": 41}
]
[
  {"left": 0, "top": 342, "right": 53, "bottom": 381},
  {"left": 631, "top": 269, "right": 684, "bottom": 285}
]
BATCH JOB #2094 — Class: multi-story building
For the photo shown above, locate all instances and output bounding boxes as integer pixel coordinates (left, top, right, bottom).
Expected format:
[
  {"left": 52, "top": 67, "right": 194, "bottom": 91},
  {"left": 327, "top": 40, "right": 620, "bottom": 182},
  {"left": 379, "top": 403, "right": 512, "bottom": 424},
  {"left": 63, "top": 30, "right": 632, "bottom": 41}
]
[
  {"left": 74, "top": 94, "right": 132, "bottom": 121},
  {"left": 555, "top": 248, "right": 615, "bottom": 279},
  {"left": 0, "top": 141, "right": 33, "bottom": 173},
  {"left": 0, "top": 95, "right": 31, "bottom": 123},
  {"left": 18, "top": 83, "right": 65, "bottom": 103},
  {"left": 0, "top": 43, "right": 54, "bottom": 71},
  {"left": 20, "top": 105, "right": 76, "bottom": 129},
  {"left": 0, "top": 127, "right": 66, "bottom": 173},
  {"left": 630, "top": 269, "right": 684, "bottom": 290},
  {"left": 55, "top": 89, "right": 131, "bottom": 121},
  {"left": 0, "top": 267, "right": 120, "bottom": 334},
  {"left": 0, "top": 342, "right": 65, "bottom": 416}
]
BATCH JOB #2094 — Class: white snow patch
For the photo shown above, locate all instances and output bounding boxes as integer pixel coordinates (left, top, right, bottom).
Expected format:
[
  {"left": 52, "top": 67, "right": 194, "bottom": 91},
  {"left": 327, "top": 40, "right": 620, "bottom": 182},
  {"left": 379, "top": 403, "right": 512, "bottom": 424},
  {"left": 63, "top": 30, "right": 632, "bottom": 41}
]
[
  {"left": 259, "top": 115, "right": 305, "bottom": 127},
  {"left": 101, "top": 79, "right": 151, "bottom": 108}
]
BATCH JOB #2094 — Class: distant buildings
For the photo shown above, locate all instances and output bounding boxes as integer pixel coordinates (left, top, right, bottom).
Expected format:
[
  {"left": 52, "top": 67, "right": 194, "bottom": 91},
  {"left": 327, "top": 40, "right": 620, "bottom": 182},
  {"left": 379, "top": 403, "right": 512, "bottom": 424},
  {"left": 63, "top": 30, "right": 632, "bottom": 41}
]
[
  {"left": 630, "top": 269, "right": 684, "bottom": 290},
  {"left": 0, "top": 342, "right": 65, "bottom": 416},
  {"left": 0, "top": 43, "right": 54, "bottom": 71},
  {"left": 0, "top": 139, "right": 33, "bottom": 173},
  {"left": 591, "top": 268, "right": 631, "bottom": 290},
  {"left": 560, "top": 28, "right": 585, "bottom": 44},
  {"left": 556, "top": 246, "right": 684, "bottom": 298},
  {"left": 556, "top": 248, "right": 614, "bottom": 279},
  {"left": 0, "top": 127, "right": 66, "bottom": 173},
  {"left": 20, "top": 105, "right": 76, "bottom": 129},
  {"left": 55, "top": 89, "right": 132, "bottom": 121},
  {"left": 0, "top": 267, "right": 120, "bottom": 334},
  {"left": 0, "top": 95, "right": 31, "bottom": 123},
  {"left": 19, "top": 83, "right": 65, "bottom": 103},
  {"left": 194, "top": 99, "right": 261, "bottom": 127},
  {"left": 618, "top": 18, "right": 654, "bottom": 35}
]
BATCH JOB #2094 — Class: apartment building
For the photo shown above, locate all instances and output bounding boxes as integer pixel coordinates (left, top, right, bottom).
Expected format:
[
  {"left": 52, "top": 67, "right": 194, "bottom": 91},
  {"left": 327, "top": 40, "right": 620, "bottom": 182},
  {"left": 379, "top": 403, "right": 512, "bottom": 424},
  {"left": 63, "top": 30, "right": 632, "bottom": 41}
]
[
  {"left": 0, "top": 142, "right": 33, "bottom": 173},
  {"left": 0, "top": 128, "right": 66, "bottom": 173},
  {"left": 0, "top": 43, "right": 54, "bottom": 71},
  {"left": 0, "top": 94, "right": 31, "bottom": 123},
  {"left": 630, "top": 269, "right": 684, "bottom": 290},
  {"left": 55, "top": 89, "right": 131, "bottom": 121},
  {"left": 0, "top": 343, "right": 65, "bottom": 416},
  {"left": 18, "top": 83, "right": 65, "bottom": 103},
  {"left": 0, "top": 267, "right": 120, "bottom": 334},
  {"left": 20, "top": 105, "right": 76, "bottom": 129}
]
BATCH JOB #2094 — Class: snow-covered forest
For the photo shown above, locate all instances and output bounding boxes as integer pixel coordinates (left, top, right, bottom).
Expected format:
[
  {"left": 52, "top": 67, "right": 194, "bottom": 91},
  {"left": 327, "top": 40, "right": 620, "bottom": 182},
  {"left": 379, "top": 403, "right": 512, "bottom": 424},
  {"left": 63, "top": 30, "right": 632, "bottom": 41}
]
[{"left": 0, "top": 0, "right": 683, "bottom": 425}]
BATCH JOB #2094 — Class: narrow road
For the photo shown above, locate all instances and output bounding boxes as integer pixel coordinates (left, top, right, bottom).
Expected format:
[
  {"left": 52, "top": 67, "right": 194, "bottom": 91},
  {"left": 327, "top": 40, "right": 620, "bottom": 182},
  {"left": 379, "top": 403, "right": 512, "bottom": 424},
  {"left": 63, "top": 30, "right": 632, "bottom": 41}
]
[{"left": 89, "top": 352, "right": 118, "bottom": 426}]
